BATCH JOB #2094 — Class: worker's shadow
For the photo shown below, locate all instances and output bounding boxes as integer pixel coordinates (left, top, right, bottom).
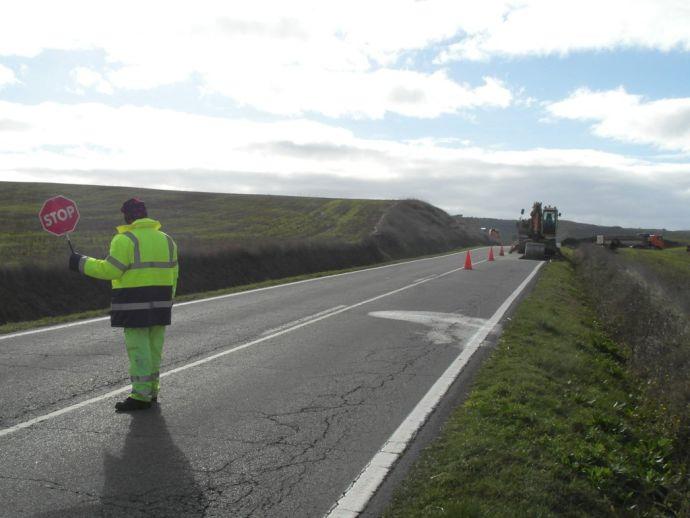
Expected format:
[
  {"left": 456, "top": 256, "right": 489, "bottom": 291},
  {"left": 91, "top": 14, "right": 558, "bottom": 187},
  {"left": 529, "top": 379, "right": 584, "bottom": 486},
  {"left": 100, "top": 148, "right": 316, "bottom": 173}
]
[
  {"left": 36, "top": 407, "right": 207, "bottom": 517},
  {"left": 98, "top": 406, "right": 207, "bottom": 515}
]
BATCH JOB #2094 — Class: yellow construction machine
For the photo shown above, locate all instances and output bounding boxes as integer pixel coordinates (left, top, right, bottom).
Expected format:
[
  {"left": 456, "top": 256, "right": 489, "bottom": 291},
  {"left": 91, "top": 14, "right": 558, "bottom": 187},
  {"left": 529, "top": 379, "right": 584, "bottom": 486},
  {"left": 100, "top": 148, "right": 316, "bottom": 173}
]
[{"left": 510, "top": 202, "right": 560, "bottom": 259}]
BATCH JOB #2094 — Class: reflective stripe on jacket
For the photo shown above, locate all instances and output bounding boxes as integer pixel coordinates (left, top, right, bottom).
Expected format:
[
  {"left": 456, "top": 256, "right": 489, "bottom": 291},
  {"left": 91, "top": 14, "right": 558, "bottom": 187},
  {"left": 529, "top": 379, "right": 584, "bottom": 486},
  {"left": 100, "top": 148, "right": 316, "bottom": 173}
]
[{"left": 81, "top": 218, "right": 179, "bottom": 327}]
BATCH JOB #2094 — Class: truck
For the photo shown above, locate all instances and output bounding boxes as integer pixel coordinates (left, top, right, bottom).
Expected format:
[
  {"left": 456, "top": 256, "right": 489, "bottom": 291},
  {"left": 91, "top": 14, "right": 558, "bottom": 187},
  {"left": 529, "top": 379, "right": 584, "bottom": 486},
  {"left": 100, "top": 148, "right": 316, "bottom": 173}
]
[{"left": 510, "top": 202, "right": 561, "bottom": 259}]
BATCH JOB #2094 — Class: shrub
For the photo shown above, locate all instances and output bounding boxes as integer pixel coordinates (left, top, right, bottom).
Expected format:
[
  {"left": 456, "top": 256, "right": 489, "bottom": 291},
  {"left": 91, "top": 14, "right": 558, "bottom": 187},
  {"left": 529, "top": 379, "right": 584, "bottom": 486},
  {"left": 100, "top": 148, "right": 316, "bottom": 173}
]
[{"left": 0, "top": 239, "right": 384, "bottom": 325}]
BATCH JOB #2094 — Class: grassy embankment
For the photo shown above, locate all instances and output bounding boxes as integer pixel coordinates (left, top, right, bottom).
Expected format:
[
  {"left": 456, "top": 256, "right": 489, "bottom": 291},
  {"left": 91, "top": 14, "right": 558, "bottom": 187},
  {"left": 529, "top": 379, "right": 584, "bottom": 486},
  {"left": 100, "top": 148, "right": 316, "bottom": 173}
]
[
  {"left": 618, "top": 246, "right": 690, "bottom": 316},
  {"left": 386, "top": 256, "right": 688, "bottom": 516},
  {"left": 664, "top": 231, "right": 690, "bottom": 245},
  {"left": 1, "top": 181, "right": 392, "bottom": 266},
  {"left": 619, "top": 246, "right": 690, "bottom": 288}
]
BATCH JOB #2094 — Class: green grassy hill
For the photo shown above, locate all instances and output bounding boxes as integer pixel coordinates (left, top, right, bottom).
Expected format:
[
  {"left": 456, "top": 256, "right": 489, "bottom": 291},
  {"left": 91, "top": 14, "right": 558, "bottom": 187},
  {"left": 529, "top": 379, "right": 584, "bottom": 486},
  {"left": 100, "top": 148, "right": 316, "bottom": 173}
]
[
  {"left": 1, "top": 182, "right": 491, "bottom": 267},
  {"left": 1, "top": 182, "right": 395, "bottom": 266}
]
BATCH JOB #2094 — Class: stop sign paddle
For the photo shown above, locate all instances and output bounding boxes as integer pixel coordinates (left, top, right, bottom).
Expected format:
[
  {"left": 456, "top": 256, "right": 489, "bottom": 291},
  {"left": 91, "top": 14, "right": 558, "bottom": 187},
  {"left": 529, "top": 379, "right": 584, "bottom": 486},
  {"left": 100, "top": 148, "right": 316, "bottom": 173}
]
[{"left": 39, "top": 195, "right": 80, "bottom": 251}]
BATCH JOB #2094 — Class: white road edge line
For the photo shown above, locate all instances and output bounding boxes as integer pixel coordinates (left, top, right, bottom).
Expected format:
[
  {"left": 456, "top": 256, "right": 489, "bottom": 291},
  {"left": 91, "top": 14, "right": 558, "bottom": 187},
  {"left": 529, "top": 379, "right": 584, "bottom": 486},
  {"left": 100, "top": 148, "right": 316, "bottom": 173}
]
[
  {"left": 325, "top": 260, "right": 544, "bottom": 518},
  {"left": 0, "top": 258, "right": 489, "bottom": 439},
  {"left": 0, "top": 247, "right": 490, "bottom": 341}
]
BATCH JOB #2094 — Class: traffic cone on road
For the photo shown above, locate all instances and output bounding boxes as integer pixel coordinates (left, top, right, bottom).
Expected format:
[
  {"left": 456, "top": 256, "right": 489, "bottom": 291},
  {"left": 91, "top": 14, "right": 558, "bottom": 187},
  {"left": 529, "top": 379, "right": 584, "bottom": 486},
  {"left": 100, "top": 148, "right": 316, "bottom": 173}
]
[
  {"left": 499, "top": 245, "right": 505, "bottom": 256},
  {"left": 488, "top": 247, "right": 495, "bottom": 261},
  {"left": 464, "top": 250, "right": 473, "bottom": 270}
]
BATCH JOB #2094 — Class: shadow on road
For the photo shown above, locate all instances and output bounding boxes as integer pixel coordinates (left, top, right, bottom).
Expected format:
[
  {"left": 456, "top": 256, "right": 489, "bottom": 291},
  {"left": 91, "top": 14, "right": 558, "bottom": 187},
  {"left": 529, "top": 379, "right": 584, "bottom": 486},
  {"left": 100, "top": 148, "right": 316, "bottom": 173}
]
[{"left": 35, "top": 406, "right": 207, "bottom": 517}]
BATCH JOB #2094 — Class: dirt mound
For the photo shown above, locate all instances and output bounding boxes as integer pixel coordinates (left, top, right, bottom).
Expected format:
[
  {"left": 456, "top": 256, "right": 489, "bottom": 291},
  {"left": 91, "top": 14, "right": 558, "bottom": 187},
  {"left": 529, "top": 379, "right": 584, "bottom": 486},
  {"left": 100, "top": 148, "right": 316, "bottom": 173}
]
[{"left": 371, "top": 199, "right": 489, "bottom": 259}]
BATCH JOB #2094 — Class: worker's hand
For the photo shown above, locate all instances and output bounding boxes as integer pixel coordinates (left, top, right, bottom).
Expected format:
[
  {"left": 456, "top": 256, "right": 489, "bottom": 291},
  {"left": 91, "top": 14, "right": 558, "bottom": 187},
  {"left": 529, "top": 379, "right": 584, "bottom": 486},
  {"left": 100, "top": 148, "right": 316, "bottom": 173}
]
[{"left": 69, "top": 252, "right": 85, "bottom": 272}]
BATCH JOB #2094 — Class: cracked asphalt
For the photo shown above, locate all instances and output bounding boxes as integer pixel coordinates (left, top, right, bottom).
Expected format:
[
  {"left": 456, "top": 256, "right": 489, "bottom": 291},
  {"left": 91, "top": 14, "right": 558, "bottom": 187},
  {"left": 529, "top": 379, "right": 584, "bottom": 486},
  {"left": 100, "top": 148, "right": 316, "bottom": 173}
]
[{"left": 0, "top": 248, "right": 539, "bottom": 517}]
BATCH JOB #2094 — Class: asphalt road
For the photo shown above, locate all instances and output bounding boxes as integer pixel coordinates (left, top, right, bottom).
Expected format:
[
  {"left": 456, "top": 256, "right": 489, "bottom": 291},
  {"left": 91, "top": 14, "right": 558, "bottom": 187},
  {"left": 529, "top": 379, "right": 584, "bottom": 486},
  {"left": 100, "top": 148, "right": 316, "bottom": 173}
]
[{"left": 0, "top": 248, "right": 541, "bottom": 517}]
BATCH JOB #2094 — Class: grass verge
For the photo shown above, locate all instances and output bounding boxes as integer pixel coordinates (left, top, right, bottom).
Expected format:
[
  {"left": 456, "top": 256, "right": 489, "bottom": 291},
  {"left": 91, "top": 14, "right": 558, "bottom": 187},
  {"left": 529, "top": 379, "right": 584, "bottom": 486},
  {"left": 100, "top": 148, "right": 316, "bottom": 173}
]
[
  {"left": 0, "top": 245, "right": 477, "bottom": 336},
  {"left": 385, "top": 260, "right": 687, "bottom": 517}
]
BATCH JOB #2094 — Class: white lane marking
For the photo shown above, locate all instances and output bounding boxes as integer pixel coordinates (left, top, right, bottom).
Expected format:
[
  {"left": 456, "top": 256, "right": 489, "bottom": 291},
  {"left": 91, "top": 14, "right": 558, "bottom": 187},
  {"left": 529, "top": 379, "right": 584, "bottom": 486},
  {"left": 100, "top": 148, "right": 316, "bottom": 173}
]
[
  {"left": 326, "top": 260, "right": 544, "bottom": 517},
  {"left": 0, "top": 247, "right": 490, "bottom": 341},
  {"left": 0, "top": 316, "right": 110, "bottom": 341},
  {"left": 261, "top": 305, "right": 347, "bottom": 336},
  {"left": 0, "top": 259, "right": 488, "bottom": 438},
  {"left": 369, "top": 311, "right": 487, "bottom": 345}
]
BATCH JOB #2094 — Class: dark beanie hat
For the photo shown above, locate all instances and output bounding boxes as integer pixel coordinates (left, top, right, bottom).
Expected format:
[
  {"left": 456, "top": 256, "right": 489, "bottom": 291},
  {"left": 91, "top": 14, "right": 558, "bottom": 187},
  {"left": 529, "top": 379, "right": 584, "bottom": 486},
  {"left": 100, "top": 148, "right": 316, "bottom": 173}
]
[{"left": 121, "top": 198, "right": 148, "bottom": 223}]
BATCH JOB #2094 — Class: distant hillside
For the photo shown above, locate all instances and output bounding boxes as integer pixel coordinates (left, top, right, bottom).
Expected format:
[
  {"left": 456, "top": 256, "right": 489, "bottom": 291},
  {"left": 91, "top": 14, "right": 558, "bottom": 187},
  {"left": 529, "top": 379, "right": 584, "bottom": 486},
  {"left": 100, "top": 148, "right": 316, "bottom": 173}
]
[
  {"left": 1, "top": 182, "right": 486, "bottom": 267},
  {"left": 458, "top": 216, "right": 689, "bottom": 244}
]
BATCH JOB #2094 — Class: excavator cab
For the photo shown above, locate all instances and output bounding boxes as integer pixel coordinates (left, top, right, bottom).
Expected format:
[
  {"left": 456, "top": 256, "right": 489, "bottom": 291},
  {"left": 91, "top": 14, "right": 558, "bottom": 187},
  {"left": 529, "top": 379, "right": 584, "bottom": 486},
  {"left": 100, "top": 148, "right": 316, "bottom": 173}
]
[{"left": 542, "top": 207, "right": 558, "bottom": 236}]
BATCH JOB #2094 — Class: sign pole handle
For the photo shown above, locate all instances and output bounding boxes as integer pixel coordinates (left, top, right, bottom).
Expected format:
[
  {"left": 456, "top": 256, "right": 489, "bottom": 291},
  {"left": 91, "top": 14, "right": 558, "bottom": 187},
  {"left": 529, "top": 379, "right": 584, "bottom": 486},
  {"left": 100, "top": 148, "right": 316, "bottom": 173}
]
[{"left": 66, "top": 233, "right": 75, "bottom": 253}]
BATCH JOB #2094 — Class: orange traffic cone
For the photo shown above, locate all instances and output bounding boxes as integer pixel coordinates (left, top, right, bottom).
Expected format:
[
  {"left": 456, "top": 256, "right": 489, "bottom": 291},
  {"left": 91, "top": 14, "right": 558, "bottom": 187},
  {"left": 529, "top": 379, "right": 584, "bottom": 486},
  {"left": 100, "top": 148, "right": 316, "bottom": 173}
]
[
  {"left": 464, "top": 250, "right": 473, "bottom": 270},
  {"left": 488, "top": 247, "right": 495, "bottom": 261},
  {"left": 499, "top": 245, "right": 505, "bottom": 256}
]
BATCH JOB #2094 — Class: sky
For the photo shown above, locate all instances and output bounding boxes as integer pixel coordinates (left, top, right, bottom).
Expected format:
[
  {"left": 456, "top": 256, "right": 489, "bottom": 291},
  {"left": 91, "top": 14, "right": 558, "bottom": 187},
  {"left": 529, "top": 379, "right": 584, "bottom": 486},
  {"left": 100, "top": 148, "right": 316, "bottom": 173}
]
[{"left": 1, "top": 1, "right": 689, "bottom": 229}]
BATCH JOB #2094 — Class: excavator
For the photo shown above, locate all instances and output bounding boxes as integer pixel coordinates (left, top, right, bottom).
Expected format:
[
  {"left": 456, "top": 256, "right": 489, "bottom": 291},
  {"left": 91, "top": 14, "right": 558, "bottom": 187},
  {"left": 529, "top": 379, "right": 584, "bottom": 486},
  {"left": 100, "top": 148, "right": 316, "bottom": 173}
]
[{"left": 510, "top": 202, "right": 560, "bottom": 259}]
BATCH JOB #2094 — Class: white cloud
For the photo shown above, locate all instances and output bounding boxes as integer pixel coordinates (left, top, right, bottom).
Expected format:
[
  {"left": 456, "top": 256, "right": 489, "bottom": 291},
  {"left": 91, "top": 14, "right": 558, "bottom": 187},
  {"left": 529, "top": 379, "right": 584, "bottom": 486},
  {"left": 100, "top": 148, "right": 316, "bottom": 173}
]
[
  {"left": 203, "top": 69, "right": 511, "bottom": 119},
  {"left": 0, "top": 100, "right": 688, "bottom": 229},
  {"left": 70, "top": 67, "right": 113, "bottom": 95},
  {"left": 0, "top": 100, "right": 648, "bottom": 174},
  {"left": 0, "top": 100, "right": 365, "bottom": 174},
  {"left": 546, "top": 87, "right": 690, "bottom": 152},
  {"left": 1, "top": 1, "right": 687, "bottom": 107},
  {"left": 0, "top": 64, "right": 18, "bottom": 88},
  {"left": 9, "top": 1, "right": 687, "bottom": 118},
  {"left": 437, "top": 0, "right": 690, "bottom": 62},
  {"left": 0, "top": 1, "right": 517, "bottom": 118}
]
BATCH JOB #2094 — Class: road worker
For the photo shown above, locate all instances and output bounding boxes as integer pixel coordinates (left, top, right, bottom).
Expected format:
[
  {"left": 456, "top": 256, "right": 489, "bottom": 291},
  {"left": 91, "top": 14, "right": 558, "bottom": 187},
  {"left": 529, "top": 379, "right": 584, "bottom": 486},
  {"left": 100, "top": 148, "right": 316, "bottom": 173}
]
[{"left": 69, "top": 198, "right": 178, "bottom": 412}]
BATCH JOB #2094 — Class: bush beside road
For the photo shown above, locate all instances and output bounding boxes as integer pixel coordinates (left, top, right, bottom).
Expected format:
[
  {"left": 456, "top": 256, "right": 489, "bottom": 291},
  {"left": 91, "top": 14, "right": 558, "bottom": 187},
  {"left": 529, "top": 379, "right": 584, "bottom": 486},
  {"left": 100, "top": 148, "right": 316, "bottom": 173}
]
[{"left": 385, "top": 258, "right": 689, "bottom": 517}]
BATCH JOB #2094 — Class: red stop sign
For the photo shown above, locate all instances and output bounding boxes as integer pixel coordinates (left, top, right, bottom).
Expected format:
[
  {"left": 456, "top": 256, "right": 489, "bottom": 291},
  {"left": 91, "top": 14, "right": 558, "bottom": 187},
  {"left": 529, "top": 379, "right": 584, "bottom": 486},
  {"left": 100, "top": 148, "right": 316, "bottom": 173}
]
[{"left": 39, "top": 196, "right": 80, "bottom": 236}]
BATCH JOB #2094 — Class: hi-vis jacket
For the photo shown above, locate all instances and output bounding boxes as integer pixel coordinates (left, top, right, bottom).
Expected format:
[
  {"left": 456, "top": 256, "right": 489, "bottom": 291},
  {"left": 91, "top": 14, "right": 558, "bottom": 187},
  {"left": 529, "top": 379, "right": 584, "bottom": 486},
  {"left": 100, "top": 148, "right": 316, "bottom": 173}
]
[{"left": 79, "top": 218, "right": 178, "bottom": 327}]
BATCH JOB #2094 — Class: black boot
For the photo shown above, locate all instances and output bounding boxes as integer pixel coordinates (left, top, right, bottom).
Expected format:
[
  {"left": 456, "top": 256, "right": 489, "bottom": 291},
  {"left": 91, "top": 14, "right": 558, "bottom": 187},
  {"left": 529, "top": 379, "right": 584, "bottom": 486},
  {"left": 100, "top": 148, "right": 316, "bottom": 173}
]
[{"left": 115, "top": 397, "right": 151, "bottom": 412}]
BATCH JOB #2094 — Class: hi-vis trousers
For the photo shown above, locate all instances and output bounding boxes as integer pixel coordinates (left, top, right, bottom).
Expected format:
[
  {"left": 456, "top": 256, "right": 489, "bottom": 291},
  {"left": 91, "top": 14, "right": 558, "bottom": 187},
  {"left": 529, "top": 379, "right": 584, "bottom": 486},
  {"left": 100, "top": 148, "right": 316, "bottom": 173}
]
[{"left": 124, "top": 326, "right": 165, "bottom": 402}]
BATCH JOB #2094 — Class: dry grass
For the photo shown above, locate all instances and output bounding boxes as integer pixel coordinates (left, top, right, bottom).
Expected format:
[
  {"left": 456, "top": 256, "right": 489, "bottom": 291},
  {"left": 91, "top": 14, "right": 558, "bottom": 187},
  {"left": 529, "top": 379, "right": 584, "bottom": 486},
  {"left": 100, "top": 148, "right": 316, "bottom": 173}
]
[{"left": 574, "top": 245, "right": 690, "bottom": 475}]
